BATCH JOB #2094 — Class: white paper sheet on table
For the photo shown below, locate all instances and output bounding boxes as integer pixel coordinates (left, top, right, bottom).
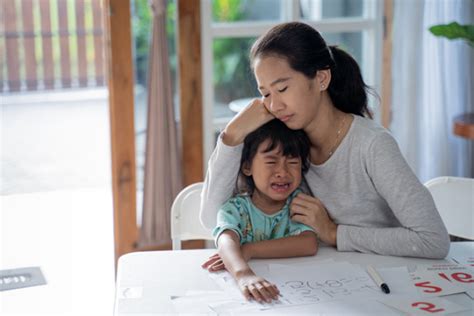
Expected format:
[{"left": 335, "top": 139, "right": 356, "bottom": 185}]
[
  {"left": 204, "top": 262, "right": 434, "bottom": 314},
  {"left": 170, "top": 290, "right": 224, "bottom": 314},
  {"left": 377, "top": 266, "right": 419, "bottom": 297},
  {"left": 262, "top": 262, "right": 395, "bottom": 305}
]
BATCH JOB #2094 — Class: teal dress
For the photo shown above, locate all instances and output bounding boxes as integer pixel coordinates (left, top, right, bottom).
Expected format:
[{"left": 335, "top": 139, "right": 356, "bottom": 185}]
[{"left": 213, "top": 189, "right": 315, "bottom": 245}]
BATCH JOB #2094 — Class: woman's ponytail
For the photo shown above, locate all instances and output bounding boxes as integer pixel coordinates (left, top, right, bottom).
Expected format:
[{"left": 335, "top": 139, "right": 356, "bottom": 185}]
[{"left": 327, "top": 45, "right": 373, "bottom": 118}]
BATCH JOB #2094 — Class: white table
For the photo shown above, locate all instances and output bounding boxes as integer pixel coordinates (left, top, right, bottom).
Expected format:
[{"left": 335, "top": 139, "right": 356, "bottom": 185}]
[{"left": 115, "top": 243, "right": 474, "bottom": 315}]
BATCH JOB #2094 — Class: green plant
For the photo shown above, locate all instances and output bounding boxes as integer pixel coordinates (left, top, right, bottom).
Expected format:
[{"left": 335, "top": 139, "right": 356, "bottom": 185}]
[{"left": 429, "top": 22, "right": 474, "bottom": 47}]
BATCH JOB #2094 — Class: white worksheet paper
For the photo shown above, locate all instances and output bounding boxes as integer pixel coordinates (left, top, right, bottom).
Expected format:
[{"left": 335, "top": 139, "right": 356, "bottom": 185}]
[
  {"left": 206, "top": 262, "right": 420, "bottom": 314},
  {"left": 264, "top": 262, "right": 396, "bottom": 305}
]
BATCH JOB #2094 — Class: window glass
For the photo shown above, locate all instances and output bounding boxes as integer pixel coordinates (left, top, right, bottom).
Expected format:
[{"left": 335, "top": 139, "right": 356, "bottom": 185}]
[
  {"left": 321, "top": 31, "right": 363, "bottom": 73},
  {"left": 300, "top": 0, "right": 365, "bottom": 19},
  {"left": 213, "top": 37, "right": 259, "bottom": 119},
  {"left": 212, "top": 0, "right": 283, "bottom": 22}
]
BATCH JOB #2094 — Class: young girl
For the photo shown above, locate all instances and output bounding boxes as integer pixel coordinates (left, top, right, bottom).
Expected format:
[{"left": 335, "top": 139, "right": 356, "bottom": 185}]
[
  {"left": 201, "top": 22, "right": 449, "bottom": 263},
  {"left": 202, "top": 119, "right": 318, "bottom": 303}
]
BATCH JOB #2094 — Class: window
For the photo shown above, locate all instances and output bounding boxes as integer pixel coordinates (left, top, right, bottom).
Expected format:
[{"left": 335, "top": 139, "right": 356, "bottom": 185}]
[{"left": 201, "top": 0, "right": 383, "bottom": 169}]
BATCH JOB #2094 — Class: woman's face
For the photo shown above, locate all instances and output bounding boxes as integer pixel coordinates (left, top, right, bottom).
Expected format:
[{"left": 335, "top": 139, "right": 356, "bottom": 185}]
[{"left": 254, "top": 56, "right": 321, "bottom": 130}]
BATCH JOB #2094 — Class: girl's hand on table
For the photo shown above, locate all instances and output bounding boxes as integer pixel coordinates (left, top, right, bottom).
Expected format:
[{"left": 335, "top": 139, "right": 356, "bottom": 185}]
[{"left": 235, "top": 270, "right": 280, "bottom": 303}]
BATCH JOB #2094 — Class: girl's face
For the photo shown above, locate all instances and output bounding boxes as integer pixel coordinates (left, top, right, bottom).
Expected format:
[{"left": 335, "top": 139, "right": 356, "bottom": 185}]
[
  {"left": 254, "top": 56, "right": 324, "bottom": 130},
  {"left": 243, "top": 139, "right": 302, "bottom": 212}
]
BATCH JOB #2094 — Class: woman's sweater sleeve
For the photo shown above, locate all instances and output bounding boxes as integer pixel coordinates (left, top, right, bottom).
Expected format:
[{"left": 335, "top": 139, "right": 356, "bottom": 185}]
[
  {"left": 199, "top": 136, "right": 244, "bottom": 229},
  {"left": 336, "top": 132, "right": 450, "bottom": 258}
]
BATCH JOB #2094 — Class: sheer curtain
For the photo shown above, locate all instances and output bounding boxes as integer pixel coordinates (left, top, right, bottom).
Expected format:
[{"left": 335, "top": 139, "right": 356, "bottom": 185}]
[
  {"left": 391, "top": 0, "right": 473, "bottom": 183},
  {"left": 139, "top": 0, "right": 182, "bottom": 247}
]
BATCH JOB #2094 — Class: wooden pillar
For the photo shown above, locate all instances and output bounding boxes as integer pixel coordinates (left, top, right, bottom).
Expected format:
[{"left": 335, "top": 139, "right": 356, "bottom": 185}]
[
  {"left": 382, "top": 0, "right": 393, "bottom": 129},
  {"left": 103, "top": 0, "right": 138, "bottom": 264},
  {"left": 178, "top": 0, "right": 203, "bottom": 185}
]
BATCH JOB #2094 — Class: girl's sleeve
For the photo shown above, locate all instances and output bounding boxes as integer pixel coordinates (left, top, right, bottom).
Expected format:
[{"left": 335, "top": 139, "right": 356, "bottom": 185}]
[
  {"left": 199, "top": 135, "right": 244, "bottom": 229},
  {"left": 336, "top": 132, "right": 450, "bottom": 259},
  {"left": 212, "top": 200, "right": 244, "bottom": 246},
  {"left": 288, "top": 221, "right": 316, "bottom": 236}
]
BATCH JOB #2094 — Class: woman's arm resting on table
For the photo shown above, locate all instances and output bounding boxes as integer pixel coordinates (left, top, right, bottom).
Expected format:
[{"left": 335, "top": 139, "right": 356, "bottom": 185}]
[
  {"left": 216, "top": 231, "right": 280, "bottom": 302},
  {"left": 242, "top": 231, "right": 319, "bottom": 260}
]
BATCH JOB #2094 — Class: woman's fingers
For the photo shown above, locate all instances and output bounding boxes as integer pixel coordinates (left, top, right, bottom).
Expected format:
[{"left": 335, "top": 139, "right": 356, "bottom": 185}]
[{"left": 291, "top": 214, "right": 308, "bottom": 226}]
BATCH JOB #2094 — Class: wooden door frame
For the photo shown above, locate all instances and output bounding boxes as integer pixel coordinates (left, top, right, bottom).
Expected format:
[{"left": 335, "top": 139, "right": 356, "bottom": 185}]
[{"left": 104, "top": 0, "right": 138, "bottom": 266}]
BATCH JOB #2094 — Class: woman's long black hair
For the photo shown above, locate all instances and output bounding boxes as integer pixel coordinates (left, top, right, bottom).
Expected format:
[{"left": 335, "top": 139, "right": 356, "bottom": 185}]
[{"left": 250, "top": 21, "right": 374, "bottom": 118}]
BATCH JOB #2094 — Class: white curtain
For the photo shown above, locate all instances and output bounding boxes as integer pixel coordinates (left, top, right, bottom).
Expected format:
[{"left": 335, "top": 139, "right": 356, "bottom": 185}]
[{"left": 391, "top": 0, "right": 474, "bottom": 183}]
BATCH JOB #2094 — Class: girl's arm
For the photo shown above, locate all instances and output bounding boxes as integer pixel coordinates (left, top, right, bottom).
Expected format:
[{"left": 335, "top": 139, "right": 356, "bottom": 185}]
[
  {"left": 242, "top": 231, "right": 318, "bottom": 260},
  {"left": 216, "top": 231, "right": 279, "bottom": 302}
]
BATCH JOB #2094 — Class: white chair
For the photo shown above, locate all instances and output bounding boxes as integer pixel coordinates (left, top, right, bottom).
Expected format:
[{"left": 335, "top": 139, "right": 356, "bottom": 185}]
[
  {"left": 425, "top": 176, "right": 474, "bottom": 240},
  {"left": 170, "top": 182, "right": 214, "bottom": 250}
]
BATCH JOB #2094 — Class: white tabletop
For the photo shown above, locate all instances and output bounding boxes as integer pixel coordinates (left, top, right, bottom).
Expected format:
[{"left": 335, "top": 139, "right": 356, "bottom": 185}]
[{"left": 115, "top": 242, "right": 474, "bottom": 315}]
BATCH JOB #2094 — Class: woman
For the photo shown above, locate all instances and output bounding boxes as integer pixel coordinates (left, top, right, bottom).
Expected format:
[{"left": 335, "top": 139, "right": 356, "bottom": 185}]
[{"left": 200, "top": 22, "right": 449, "bottom": 261}]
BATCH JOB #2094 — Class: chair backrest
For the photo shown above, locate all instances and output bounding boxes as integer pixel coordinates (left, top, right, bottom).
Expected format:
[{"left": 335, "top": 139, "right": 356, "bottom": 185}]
[
  {"left": 170, "top": 182, "right": 214, "bottom": 250},
  {"left": 425, "top": 176, "right": 474, "bottom": 240}
]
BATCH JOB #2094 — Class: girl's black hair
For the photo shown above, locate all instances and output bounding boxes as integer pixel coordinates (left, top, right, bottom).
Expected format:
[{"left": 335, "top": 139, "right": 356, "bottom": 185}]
[
  {"left": 236, "top": 119, "right": 310, "bottom": 195},
  {"left": 250, "top": 21, "right": 374, "bottom": 118}
]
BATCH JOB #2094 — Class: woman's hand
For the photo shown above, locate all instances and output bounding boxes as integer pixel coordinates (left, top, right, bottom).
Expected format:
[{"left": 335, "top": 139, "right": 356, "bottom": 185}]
[
  {"left": 222, "top": 98, "right": 274, "bottom": 146},
  {"left": 235, "top": 269, "right": 280, "bottom": 303},
  {"left": 201, "top": 253, "right": 226, "bottom": 272},
  {"left": 290, "top": 193, "right": 338, "bottom": 246}
]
